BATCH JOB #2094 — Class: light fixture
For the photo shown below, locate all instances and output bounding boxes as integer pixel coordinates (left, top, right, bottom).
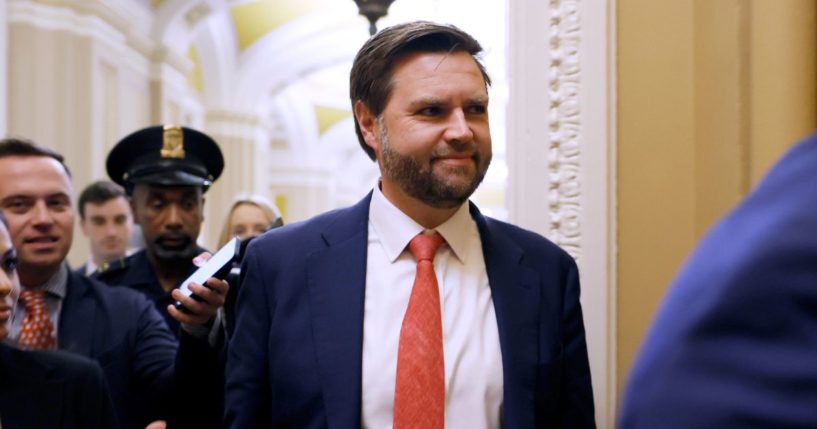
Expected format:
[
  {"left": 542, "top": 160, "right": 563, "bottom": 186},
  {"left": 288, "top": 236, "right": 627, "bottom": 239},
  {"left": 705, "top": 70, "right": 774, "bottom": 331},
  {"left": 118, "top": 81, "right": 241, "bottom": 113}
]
[{"left": 353, "top": 0, "right": 396, "bottom": 35}]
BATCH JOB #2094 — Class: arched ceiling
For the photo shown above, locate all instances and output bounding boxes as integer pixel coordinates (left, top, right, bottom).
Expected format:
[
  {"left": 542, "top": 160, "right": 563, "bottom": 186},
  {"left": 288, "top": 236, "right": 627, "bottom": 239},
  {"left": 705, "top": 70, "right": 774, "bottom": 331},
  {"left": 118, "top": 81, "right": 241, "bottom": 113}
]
[
  {"left": 145, "top": 0, "right": 507, "bottom": 212},
  {"left": 230, "top": 0, "right": 328, "bottom": 50}
]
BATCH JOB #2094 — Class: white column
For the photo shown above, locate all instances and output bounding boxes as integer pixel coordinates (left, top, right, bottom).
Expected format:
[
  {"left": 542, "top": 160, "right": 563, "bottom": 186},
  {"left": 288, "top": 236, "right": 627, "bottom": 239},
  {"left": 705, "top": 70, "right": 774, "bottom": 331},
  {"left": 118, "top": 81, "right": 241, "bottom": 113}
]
[
  {"left": 202, "top": 110, "right": 269, "bottom": 249},
  {"left": 0, "top": 1, "right": 7, "bottom": 136},
  {"left": 507, "top": 0, "right": 616, "bottom": 427}
]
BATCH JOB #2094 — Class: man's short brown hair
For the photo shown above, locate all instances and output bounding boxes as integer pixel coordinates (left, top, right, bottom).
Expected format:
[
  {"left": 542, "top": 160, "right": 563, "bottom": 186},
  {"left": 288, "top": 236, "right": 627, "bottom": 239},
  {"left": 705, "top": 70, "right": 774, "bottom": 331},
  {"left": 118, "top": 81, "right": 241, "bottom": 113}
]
[
  {"left": 0, "top": 137, "right": 71, "bottom": 177},
  {"left": 77, "top": 180, "right": 127, "bottom": 220},
  {"left": 349, "top": 21, "right": 491, "bottom": 161}
]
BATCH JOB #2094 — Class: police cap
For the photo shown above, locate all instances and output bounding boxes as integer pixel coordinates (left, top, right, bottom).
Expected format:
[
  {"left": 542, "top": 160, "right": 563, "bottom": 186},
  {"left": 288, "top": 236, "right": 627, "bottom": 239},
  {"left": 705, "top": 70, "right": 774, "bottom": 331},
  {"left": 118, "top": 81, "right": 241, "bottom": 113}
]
[{"left": 106, "top": 125, "right": 224, "bottom": 194}]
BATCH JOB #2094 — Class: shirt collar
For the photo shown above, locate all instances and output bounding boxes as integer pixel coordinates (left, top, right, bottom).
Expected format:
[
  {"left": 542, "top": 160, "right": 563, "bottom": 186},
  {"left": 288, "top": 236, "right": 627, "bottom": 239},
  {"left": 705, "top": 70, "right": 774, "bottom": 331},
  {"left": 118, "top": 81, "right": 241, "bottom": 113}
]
[
  {"left": 28, "top": 262, "right": 68, "bottom": 299},
  {"left": 369, "top": 184, "right": 472, "bottom": 263},
  {"left": 85, "top": 258, "right": 98, "bottom": 275}
]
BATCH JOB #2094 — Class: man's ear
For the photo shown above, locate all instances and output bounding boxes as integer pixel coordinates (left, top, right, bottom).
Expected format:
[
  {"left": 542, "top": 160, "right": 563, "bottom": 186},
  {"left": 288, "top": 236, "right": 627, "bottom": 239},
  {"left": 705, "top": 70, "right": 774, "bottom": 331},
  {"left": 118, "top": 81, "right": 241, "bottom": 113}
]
[{"left": 354, "top": 100, "right": 380, "bottom": 154}]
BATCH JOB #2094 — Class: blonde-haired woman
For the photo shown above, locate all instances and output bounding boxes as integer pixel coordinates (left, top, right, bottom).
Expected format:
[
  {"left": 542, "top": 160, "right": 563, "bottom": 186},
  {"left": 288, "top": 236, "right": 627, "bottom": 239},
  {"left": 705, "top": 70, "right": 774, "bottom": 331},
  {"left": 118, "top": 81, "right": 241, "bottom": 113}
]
[
  {"left": 218, "top": 194, "right": 284, "bottom": 247},
  {"left": 219, "top": 194, "right": 283, "bottom": 337}
]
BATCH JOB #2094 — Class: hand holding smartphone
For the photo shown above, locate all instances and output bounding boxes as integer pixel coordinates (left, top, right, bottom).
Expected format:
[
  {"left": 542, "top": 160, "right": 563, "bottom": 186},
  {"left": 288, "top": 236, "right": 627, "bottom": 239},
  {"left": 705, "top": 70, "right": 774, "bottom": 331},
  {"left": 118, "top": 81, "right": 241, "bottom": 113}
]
[{"left": 173, "top": 236, "right": 240, "bottom": 312}]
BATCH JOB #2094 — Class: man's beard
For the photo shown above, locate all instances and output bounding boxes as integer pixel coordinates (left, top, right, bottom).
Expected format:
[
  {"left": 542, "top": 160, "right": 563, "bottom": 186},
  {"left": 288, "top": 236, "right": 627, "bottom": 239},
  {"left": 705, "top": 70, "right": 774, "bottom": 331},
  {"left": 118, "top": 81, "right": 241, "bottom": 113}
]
[
  {"left": 152, "top": 235, "right": 197, "bottom": 261},
  {"left": 378, "top": 121, "right": 490, "bottom": 209}
]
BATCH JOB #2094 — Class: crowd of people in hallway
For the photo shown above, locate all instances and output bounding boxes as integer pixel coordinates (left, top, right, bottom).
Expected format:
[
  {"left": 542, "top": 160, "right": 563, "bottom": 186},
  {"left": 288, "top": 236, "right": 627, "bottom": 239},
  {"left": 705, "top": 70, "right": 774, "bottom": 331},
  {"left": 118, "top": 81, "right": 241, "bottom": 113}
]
[
  {"left": 0, "top": 21, "right": 595, "bottom": 428},
  {"left": 0, "top": 18, "right": 815, "bottom": 429}
]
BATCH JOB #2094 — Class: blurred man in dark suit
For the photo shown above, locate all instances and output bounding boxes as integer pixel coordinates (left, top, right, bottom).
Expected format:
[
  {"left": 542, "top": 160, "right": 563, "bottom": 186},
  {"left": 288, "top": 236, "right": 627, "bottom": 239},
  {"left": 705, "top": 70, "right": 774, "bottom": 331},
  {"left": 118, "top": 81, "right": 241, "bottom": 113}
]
[{"left": 620, "top": 132, "right": 817, "bottom": 427}]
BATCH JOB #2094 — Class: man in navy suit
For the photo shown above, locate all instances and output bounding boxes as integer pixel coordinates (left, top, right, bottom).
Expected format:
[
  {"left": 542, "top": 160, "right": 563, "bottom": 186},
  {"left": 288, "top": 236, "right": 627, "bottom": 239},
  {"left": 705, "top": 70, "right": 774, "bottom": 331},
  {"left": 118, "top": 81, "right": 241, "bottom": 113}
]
[
  {"left": 0, "top": 213, "right": 118, "bottom": 429},
  {"left": 0, "top": 138, "right": 224, "bottom": 429},
  {"left": 619, "top": 132, "right": 817, "bottom": 427},
  {"left": 226, "top": 21, "right": 595, "bottom": 428}
]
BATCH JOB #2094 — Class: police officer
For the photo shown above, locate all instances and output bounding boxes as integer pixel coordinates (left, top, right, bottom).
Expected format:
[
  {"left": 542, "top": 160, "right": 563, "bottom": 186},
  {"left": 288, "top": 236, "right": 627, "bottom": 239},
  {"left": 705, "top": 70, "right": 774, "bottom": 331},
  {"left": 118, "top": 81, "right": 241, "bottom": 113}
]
[{"left": 96, "top": 124, "right": 227, "bottom": 336}]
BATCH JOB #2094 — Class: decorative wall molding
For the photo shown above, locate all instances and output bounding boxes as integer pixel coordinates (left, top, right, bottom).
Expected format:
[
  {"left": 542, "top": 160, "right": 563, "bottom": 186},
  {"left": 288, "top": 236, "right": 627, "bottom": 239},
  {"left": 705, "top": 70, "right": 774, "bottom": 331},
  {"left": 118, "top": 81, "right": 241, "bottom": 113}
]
[
  {"left": 184, "top": 2, "right": 211, "bottom": 28},
  {"left": 28, "top": 0, "right": 139, "bottom": 35},
  {"left": 150, "top": 46, "right": 194, "bottom": 75},
  {"left": 206, "top": 109, "right": 263, "bottom": 128},
  {"left": 8, "top": 1, "right": 127, "bottom": 46},
  {"left": 18, "top": 0, "right": 150, "bottom": 41},
  {"left": 508, "top": 0, "right": 615, "bottom": 426},
  {"left": 11, "top": 0, "right": 196, "bottom": 76},
  {"left": 547, "top": 0, "right": 583, "bottom": 260}
]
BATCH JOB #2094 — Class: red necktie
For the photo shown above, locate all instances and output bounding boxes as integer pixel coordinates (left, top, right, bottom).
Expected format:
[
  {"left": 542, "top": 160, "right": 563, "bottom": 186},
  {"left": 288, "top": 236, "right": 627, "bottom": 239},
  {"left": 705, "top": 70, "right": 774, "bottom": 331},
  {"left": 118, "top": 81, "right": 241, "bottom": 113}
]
[
  {"left": 17, "top": 289, "right": 56, "bottom": 350},
  {"left": 394, "top": 232, "right": 445, "bottom": 429}
]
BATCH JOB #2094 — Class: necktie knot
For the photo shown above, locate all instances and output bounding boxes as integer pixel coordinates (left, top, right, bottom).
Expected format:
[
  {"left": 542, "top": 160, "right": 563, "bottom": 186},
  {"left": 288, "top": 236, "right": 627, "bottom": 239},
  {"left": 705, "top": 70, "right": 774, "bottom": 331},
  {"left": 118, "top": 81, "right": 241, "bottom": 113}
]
[
  {"left": 408, "top": 232, "right": 444, "bottom": 263},
  {"left": 19, "top": 288, "right": 46, "bottom": 309}
]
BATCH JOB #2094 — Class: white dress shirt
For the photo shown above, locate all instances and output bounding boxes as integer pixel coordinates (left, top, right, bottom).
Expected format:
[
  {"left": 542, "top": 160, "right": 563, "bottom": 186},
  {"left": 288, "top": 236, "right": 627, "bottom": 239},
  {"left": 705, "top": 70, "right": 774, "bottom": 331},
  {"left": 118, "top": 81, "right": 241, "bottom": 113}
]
[{"left": 361, "top": 186, "right": 503, "bottom": 429}]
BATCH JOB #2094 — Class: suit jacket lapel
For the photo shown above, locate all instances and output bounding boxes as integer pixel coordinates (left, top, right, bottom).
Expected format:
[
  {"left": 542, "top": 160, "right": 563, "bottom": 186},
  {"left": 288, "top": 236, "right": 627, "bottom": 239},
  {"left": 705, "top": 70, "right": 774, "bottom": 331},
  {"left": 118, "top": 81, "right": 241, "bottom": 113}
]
[
  {"left": 307, "top": 194, "right": 371, "bottom": 428},
  {"left": 471, "top": 204, "right": 540, "bottom": 428}
]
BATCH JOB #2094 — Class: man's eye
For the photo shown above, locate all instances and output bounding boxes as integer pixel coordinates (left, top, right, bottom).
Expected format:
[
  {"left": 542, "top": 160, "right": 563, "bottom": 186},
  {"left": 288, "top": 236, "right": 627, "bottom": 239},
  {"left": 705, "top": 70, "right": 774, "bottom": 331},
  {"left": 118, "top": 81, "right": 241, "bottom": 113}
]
[
  {"left": 467, "top": 105, "right": 487, "bottom": 114},
  {"left": 46, "top": 197, "right": 71, "bottom": 211},
  {"left": 4, "top": 200, "right": 29, "bottom": 211},
  {"left": 419, "top": 106, "right": 442, "bottom": 116}
]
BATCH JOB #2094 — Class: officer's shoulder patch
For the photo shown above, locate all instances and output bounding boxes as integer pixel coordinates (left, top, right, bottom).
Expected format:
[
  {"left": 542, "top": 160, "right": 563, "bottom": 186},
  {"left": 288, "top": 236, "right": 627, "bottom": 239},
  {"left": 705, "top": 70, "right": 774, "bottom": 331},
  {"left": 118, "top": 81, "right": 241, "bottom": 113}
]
[{"left": 95, "top": 257, "right": 128, "bottom": 277}]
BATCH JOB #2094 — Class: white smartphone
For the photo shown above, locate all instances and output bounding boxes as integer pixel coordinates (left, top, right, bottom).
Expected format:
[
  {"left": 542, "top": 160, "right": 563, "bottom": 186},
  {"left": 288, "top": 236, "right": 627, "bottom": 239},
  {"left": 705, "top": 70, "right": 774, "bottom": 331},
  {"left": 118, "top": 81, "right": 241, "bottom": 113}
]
[{"left": 173, "top": 236, "right": 240, "bottom": 310}]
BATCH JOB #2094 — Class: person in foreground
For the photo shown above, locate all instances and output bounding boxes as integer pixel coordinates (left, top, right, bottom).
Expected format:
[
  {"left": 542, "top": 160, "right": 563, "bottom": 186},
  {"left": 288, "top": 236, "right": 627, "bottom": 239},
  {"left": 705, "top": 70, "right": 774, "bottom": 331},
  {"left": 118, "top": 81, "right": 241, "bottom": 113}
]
[
  {"left": 0, "top": 213, "right": 118, "bottom": 429},
  {"left": 225, "top": 21, "right": 595, "bottom": 428},
  {"left": 619, "top": 132, "right": 817, "bottom": 427}
]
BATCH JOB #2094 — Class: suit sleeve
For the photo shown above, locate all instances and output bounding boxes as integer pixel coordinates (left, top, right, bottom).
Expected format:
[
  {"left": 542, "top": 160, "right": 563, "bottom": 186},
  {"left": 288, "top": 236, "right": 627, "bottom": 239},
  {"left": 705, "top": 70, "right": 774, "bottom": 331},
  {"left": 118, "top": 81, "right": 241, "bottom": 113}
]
[
  {"left": 225, "top": 243, "right": 273, "bottom": 428},
  {"left": 618, "top": 238, "right": 817, "bottom": 427},
  {"left": 128, "top": 294, "right": 179, "bottom": 422},
  {"left": 557, "top": 256, "right": 595, "bottom": 428}
]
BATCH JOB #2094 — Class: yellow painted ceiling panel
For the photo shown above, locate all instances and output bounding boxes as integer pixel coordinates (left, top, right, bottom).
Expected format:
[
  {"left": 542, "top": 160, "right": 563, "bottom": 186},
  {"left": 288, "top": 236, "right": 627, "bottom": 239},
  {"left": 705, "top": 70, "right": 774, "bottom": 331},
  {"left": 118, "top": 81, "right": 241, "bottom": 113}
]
[
  {"left": 231, "top": 0, "right": 325, "bottom": 51},
  {"left": 187, "top": 45, "right": 204, "bottom": 93},
  {"left": 314, "top": 105, "right": 352, "bottom": 135},
  {"left": 275, "top": 195, "right": 288, "bottom": 222}
]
